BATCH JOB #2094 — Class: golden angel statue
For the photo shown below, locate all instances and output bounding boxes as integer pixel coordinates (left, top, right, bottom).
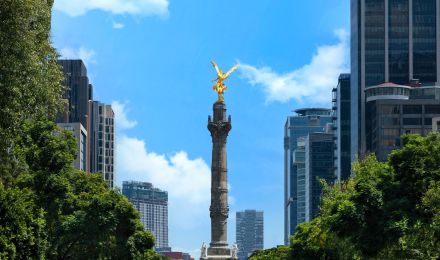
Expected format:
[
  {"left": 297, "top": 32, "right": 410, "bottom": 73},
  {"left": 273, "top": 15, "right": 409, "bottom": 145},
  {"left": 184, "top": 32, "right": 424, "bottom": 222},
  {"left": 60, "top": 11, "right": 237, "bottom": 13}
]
[{"left": 211, "top": 61, "right": 239, "bottom": 102}]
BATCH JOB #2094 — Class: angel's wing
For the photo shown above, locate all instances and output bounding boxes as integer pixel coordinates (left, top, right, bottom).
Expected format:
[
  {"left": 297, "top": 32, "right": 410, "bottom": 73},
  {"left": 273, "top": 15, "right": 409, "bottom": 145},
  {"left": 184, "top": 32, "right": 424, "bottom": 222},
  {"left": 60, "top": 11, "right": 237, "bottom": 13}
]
[
  {"left": 211, "top": 61, "right": 221, "bottom": 76},
  {"left": 223, "top": 64, "right": 239, "bottom": 79}
]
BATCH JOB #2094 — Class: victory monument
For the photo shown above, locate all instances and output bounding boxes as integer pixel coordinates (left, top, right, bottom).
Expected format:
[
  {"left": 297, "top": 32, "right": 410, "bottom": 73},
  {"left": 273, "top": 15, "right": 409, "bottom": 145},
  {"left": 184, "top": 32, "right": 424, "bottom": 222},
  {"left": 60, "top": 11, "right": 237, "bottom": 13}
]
[{"left": 200, "top": 62, "right": 239, "bottom": 260}]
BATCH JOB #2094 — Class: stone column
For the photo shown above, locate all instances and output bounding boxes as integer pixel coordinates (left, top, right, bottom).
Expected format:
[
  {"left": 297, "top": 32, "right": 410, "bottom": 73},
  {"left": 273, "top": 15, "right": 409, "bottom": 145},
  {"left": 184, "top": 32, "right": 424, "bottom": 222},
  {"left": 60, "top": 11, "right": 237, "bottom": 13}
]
[{"left": 207, "top": 101, "right": 231, "bottom": 248}]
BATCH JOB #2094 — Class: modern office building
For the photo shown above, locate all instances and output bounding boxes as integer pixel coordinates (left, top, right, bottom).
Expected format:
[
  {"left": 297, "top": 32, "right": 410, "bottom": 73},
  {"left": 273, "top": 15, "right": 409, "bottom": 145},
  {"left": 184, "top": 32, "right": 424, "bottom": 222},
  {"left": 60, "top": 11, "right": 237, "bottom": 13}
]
[
  {"left": 89, "top": 101, "right": 115, "bottom": 188},
  {"left": 365, "top": 82, "right": 440, "bottom": 160},
  {"left": 57, "top": 60, "right": 93, "bottom": 128},
  {"left": 122, "top": 181, "right": 169, "bottom": 249},
  {"left": 304, "top": 133, "right": 335, "bottom": 221},
  {"left": 351, "top": 0, "right": 440, "bottom": 160},
  {"left": 293, "top": 137, "right": 306, "bottom": 225},
  {"left": 332, "top": 74, "right": 352, "bottom": 180},
  {"left": 57, "top": 122, "right": 88, "bottom": 171},
  {"left": 284, "top": 108, "right": 332, "bottom": 244},
  {"left": 236, "top": 210, "right": 264, "bottom": 260}
]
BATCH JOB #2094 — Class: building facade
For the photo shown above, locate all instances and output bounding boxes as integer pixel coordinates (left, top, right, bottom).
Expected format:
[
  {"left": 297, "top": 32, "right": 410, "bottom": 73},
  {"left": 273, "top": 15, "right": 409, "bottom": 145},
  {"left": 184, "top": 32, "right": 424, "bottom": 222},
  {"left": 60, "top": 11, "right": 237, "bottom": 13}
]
[
  {"left": 236, "top": 210, "right": 264, "bottom": 260},
  {"left": 284, "top": 108, "right": 332, "bottom": 244},
  {"left": 57, "top": 122, "right": 88, "bottom": 171},
  {"left": 89, "top": 101, "right": 115, "bottom": 188},
  {"left": 351, "top": 0, "right": 440, "bottom": 160},
  {"left": 57, "top": 60, "right": 93, "bottom": 128},
  {"left": 122, "top": 181, "right": 169, "bottom": 249},
  {"left": 304, "top": 133, "right": 335, "bottom": 221},
  {"left": 332, "top": 74, "right": 352, "bottom": 180},
  {"left": 365, "top": 82, "right": 440, "bottom": 160}
]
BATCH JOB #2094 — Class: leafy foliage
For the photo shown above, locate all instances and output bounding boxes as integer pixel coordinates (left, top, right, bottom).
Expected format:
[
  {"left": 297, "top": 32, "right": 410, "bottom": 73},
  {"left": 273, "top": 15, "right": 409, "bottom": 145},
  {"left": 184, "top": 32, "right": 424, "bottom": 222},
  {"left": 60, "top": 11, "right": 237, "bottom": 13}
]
[
  {"left": 0, "top": 0, "right": 164, "bottom": 258},
  {"left": 259, "top": 133, "right": 440, "bottom": 259},
  {"left": 249, "top": 246, "right": 292, "bottom": 260}
]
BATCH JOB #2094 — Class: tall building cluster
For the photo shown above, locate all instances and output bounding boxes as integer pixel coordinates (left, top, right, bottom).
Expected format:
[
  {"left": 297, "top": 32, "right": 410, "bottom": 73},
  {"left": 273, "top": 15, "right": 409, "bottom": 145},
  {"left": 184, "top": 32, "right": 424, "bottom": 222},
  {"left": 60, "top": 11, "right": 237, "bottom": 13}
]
[
  {"left": 56, "top": 59, "right": 115, "bottom": 188},
  {"left": 284, "top": 0, "right": 440, "bottom": 243}
]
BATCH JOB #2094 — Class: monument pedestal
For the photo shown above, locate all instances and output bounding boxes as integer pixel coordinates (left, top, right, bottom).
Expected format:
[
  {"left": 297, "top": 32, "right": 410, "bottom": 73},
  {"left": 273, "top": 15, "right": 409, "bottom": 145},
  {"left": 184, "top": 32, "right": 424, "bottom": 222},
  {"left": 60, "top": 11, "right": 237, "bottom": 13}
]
[{"left": 200, "top": 245, "right": 237, "bottom": 260}]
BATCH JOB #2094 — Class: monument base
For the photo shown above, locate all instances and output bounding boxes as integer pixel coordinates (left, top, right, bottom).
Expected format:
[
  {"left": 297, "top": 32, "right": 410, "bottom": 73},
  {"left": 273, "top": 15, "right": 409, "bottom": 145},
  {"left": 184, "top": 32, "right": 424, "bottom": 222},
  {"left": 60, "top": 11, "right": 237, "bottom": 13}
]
[{"left": 200, "top": 244, "right": 238, "bottom": 260}]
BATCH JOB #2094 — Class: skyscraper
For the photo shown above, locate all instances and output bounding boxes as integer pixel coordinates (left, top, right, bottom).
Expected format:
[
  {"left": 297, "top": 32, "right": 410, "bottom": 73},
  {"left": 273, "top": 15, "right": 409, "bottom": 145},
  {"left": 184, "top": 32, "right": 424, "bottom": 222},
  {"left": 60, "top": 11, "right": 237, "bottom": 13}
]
[
  {"left": 89, "top": 101, "right": 115, "bottom": 188},
  {"left": 236, "top": 210, "right": 264, "bottom": 260},
  {"left": 304, "top": 133, "right": 335, "bottom": 221},
  {"left": 351, "top": 0, "right": 440, "bottom": 160},
  {"left": 365, "top": 82, "right": 440, "bottom": 161},
  {"left": 122, "top": 181, "right": 169, "bottom": 249},
  {"left": 284, "top": 108, "right": 332, "bottom": 244},
  {"left": 57, "top": 60, "right": 93, "bottom": 128},
  {"left": 332, "top": 74, "right": 352, "bottom": 180}
]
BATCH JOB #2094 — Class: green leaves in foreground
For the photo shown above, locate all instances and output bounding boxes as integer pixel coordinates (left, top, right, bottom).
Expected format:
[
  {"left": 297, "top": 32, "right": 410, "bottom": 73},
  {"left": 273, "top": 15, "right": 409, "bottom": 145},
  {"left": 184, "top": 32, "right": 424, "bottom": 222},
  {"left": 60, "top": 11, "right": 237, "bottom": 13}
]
[{"left": 257, "top": 133, "right": 440, "bottom": 259}]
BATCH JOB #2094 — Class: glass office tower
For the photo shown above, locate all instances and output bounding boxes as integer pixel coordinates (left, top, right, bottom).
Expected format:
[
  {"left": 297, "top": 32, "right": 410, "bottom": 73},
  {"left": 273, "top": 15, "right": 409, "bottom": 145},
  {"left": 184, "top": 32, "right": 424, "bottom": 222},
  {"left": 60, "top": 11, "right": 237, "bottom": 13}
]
[
  {"left": 284, "top": 108, "right": 332, "bottom": 244},
  {"left": 332, "top": 74, "right": 352, "bottom": 181},
  {"left": 351, "top": 0, "right": 440, "bottom": 160}
]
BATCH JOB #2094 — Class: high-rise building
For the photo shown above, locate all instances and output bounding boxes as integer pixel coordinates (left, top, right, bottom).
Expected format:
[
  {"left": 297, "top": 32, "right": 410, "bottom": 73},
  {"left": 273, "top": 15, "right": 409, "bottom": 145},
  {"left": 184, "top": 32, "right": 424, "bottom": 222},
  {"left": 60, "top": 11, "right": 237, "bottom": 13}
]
[
  {"left": 57, "top": 60, "right": 93, "bottom": 128},
  {"left": 332, "top": 74, "right": 352, "bottom": 180},
  {"left": 57, "top": 122, "right": 88, "bottom": 171},
  {"left": 365, "top": 82, "right": 440, "bottom": 161},
  {"left": 304, "top": 133, "right": 335, "bottom": 221},
  {"left": 236, "top": 210, "right": 264, "bottom": 260},
  {"left": 122, "top": 181, "right": 169, "bottom": 249},
  {"left": 89, "top": 101, "right": 115, "bottom": 188},
  {"left": 284, "top": 108, "right": 332, "bottom": 244},
  {"left": 293, "top": 137, "right": 306, "bottom": 225},
  {"left": 351, "top": 0, "right": 440, "bottom": 160}
]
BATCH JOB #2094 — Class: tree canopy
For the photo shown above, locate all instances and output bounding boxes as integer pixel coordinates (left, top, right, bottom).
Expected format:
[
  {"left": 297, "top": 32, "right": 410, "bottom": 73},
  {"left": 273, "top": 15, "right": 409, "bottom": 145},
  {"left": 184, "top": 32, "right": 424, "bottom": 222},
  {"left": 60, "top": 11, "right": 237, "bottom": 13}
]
[
  {"left": 0, "top": 0, "right": 166, "bottom": 258},
  {"left": 255, "top": 133, "right": 440, "bottom": 259}
]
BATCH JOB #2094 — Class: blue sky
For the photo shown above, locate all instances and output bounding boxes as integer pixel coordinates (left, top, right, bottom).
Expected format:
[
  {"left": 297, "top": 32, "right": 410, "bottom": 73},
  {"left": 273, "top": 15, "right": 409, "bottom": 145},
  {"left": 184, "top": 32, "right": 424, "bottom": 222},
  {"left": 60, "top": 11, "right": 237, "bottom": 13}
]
[{"left": 52, "top": 0, "right": 349, "bottom": 256}]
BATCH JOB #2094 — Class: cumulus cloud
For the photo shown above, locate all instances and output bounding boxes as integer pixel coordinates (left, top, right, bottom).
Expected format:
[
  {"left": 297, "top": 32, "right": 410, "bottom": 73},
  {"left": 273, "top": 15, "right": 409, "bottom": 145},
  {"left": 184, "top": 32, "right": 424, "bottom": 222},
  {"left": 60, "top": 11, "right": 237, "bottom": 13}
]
[
  {"left": 111, "top": 101, "right": 138, "bottom": 130},
  {"left": 240, "top": 29, "right": 349, "bottom": 105},
  {"left": 59, "top": 47, "right": 97, "bottom": 66},
  {"left": 54, "top": 0, "right": 169, "bottom": 17},
  {"left": 112, "top": 100, "right": 211, "bottom": 229},
  {"left": 113, "top": 22, "right": 125, "bottom": 29},
  {"left": 117, "top": 135, "right": 211, "bottom": 229}
]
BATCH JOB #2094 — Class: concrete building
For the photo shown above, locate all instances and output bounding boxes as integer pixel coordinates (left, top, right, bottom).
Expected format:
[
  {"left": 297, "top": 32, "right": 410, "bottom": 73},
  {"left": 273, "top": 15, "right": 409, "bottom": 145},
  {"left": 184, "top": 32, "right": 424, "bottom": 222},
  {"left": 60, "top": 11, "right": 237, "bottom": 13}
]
[
  {"left": 351, "top": 0, "right": 440, "bottom": 161},
  {"left": 57, "top": 122, "right": 87, "bottom": 171},
  {"left": 89, "top": 101, "right": 115, "bottom": 188},
  {"left": 304, "top": 133, "right": 335, "bottom": 221},
  {"left": 284, "top": 108, "right": 332, "bottom": 244},
  {"left": 365, "top": 82, "right": 440, "bottom": 161},
  {"left": 122, "top": 181, "right": 169, "bottom": 249},
  {"left": 236, "top": 210, "right": 264, "bottom": 260},
  {"left": 332, "top": 74, "right": 352, "bottom": 180}
]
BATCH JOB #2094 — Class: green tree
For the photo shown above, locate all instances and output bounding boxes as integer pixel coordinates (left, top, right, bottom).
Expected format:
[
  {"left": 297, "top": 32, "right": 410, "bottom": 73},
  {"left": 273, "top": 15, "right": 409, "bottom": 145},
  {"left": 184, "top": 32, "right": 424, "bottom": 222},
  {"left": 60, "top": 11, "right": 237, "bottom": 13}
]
[
  {"left": 288, "top": 133, "right": 440, "bottom": 259},
  {"left": 0, "top": 186, "right": 47, "bottom": 259},
  {"left": 0, "top": 0, "right": 64, "bottom": 187}
]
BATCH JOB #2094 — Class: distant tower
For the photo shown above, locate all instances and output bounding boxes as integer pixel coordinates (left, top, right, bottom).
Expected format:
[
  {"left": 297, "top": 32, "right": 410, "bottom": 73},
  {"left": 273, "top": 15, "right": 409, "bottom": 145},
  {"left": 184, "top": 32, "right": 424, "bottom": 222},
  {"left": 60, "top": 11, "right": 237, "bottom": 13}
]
[
  {"left": 122, "top": 181, "right": 169, "bottom": 249},
  {"left": 201, "top": 100, "right": 237, "bottom": 260},
  {"left": 236, "top": 210, "right": 264, "bottom": 260}
]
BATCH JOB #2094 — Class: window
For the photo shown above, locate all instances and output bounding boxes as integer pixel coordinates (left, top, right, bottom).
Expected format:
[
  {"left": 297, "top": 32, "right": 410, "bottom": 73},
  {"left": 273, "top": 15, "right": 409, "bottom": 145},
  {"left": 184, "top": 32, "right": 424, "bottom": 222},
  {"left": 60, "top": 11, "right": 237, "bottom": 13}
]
[
  {"left": 403, "top": 105, "right": 422, "bottom": 114},
  {"left": 403, "top": 118, "right": 422, "bottom": 125}
]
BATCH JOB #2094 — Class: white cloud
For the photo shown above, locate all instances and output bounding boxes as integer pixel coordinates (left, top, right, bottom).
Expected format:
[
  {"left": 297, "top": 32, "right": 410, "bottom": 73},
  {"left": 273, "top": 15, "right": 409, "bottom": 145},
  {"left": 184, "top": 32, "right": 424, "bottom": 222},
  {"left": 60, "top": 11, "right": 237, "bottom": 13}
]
[
  {"left": 111, "top": 101, "right": 138, "bottom": 130},
  {"left": 240, "top": 29, "right": 349, "bottom": 105},
  {"left": 117, "top": 135, "right": 211, "bottom": 229},
  {"left": 113, "top": 22, "right": 125, "bottom": 29},
  {"left": 54, "top": 0, "right": 169, "bottom": 17},
  {"left": 59, "top": 47, "right": 97, "bottom": 66}
]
